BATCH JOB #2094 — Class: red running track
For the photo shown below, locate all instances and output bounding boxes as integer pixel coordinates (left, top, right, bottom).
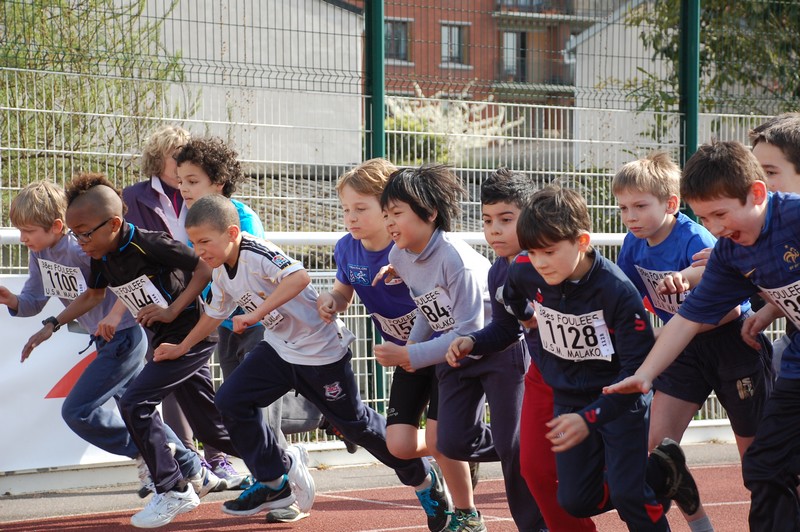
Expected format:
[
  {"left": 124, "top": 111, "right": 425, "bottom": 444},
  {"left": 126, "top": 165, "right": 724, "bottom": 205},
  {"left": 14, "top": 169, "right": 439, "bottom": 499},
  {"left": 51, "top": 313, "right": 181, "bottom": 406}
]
[{"left": 0, "top": 463, "right": 749, "bottom": 531}]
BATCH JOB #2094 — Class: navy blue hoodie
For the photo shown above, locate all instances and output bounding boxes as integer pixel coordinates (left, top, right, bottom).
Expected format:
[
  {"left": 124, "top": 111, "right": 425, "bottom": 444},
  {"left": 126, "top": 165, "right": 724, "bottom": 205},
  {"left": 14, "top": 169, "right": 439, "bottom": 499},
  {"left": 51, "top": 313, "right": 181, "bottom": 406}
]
[{"left": 503, "top": 249, "right": 654, "bottom": 431}]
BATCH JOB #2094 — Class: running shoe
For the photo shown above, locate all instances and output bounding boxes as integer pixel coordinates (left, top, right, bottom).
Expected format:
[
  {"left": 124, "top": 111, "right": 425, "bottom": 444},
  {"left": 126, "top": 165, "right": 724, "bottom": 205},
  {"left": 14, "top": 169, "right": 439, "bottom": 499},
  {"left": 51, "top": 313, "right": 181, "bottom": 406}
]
[
  {"left": 265, "top": 502, "right": 310, "bottom": 523},
  {"left": 285, "top": 444, "right": 316, "bottom": 512},
  {"left": 447, "top": 509, "right": 487, "bottom": 532},
  {"left": 209, "top": 455, "right": 249, "bottom": 490},
  {"left": 130, "top": 483, "right": 199, "bottom": 528},
  {"left": 650, "top": 437, "right": 700, "bottom": 515},
  {"left": 188, "top": 463, "right": 223, "bottom": 498},
  {"left": 416, "top": 464, "right": 453, "bottom": 532},
  {"left": 221, "top": 475, "right": 295, "bottom": 516}
]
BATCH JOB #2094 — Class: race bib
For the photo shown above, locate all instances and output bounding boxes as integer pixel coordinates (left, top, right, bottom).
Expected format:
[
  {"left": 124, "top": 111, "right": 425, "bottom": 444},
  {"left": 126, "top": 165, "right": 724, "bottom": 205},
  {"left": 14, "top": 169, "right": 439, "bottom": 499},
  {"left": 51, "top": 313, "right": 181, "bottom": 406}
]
[
  {"left": 109, "top": 275, "right": 168, "bottom": 316},
  {"left": 372, "top": 310, "right": 416, "bottom": 341},
  {"left": 237, "top": 291, "right": 284, "bottom": 329},
  {"left": 38, "top": 259, "right": 87, "bottom": 300},
  {"left": 635, "top": 266, "right": 689, "bottom": 315},
  {"left": 759, "top": 280, "right": 800, "bottom": 330},
  {"left": 413, "top": 286, "right": 455, "bottom": 333},
  {"left": 533, "top": 301, "right": 614, "bottom": 362}
]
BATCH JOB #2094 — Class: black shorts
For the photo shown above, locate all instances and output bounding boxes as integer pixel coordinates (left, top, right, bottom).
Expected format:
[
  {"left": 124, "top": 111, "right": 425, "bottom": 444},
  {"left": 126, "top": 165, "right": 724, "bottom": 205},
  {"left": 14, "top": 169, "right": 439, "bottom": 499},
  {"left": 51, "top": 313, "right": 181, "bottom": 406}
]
[
  {"left": 386, "top": 365, "right": 439, "bottom": 426},
  {"left": 653, "top": 315, "right": 774, "bottom": 437}
]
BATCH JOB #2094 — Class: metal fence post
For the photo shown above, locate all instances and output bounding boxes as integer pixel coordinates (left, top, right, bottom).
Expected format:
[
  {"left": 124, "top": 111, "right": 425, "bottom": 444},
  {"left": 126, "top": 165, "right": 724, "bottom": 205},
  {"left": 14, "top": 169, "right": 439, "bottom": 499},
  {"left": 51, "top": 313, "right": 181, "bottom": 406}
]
[
  {"left": 364, "top": 0, "right": 386, "bottom": 160},
  {"left": 679, "top": 0, "right": 700, "bottom": 220}
]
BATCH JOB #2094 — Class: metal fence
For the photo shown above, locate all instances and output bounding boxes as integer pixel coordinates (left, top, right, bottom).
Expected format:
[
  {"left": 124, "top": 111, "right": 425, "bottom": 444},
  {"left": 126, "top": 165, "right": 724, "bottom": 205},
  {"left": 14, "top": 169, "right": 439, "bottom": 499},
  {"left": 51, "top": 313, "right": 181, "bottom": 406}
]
[{"left": 3, "top": 0, "right": 799, "bottom": 429}]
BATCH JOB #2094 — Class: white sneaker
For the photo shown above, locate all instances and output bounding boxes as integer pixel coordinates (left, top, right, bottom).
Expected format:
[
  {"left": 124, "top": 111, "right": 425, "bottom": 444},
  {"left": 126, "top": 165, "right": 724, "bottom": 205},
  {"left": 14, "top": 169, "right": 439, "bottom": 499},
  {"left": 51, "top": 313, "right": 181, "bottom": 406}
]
[
  {"left": 135, "top": 455, "right": 155, "bottom": 498},
  {"left": 285, "top": 444, "right": 315, "bottom": 513},
  {"left": 188, "top": 465, "right": 222, "bottom": 498},
  {"left": 130, "top": 484, "right": 199, "bottom": 528}
]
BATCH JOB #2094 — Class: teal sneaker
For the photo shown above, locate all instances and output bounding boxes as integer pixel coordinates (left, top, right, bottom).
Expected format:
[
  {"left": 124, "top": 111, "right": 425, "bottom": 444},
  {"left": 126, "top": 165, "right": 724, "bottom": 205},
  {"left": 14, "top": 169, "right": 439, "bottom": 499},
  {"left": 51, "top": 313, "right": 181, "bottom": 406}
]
[
  {"left": 447, "top": 509, "right": 487, "bottom": 532},
  {"left": 415, "top": 464, "right": 453, "bottom": 532}
]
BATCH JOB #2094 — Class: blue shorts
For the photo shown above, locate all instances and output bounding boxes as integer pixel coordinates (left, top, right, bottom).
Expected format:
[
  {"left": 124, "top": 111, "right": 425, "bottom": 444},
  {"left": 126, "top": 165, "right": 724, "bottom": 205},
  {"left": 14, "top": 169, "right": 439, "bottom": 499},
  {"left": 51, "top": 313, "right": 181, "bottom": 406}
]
[
  {"left": 386, "top": 365, "right": 438, "bottom": 425},
  {"left": 653, "top": 315, "right": 774, "bottom": 437}
]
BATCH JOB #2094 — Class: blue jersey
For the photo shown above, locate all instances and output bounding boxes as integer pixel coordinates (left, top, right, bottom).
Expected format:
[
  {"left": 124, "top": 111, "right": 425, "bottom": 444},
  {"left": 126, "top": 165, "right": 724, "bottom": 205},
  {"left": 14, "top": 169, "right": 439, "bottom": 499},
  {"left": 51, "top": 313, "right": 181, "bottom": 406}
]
[
  {"left": 334, "top": 233, "right": 417, "bottom": 345},
  {"left": 679, "top": 192, "right": 800, "bottom": 378},
  {"left": 617, "top": 212, "right": 750, "bottom": 323}
]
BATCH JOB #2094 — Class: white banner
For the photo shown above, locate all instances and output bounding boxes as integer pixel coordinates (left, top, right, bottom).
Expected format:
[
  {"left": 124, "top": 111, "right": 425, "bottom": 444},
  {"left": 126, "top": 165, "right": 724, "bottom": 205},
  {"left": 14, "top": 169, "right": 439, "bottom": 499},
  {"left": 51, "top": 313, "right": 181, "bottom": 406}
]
[{"left": 0, "top": 275, "right": 125, "bottom": 472}]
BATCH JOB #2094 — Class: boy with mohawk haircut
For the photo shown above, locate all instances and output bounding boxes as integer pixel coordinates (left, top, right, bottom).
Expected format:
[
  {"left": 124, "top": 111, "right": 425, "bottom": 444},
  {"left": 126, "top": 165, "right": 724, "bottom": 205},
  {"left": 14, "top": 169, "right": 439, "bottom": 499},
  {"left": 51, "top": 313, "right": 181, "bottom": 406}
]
[
  {"left": 4, "top": 181, "right": 151, "bottom": 495},
  {"left": 24, "top": 174, "right": 239, "bottom": 528}
]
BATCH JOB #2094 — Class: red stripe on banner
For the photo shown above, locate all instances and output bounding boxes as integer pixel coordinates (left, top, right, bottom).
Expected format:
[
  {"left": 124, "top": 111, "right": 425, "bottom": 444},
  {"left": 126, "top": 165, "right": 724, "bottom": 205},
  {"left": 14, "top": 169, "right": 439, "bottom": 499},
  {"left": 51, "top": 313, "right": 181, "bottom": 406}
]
[{"left": 45, "top": 351, "right": 97, "bottom": 399}]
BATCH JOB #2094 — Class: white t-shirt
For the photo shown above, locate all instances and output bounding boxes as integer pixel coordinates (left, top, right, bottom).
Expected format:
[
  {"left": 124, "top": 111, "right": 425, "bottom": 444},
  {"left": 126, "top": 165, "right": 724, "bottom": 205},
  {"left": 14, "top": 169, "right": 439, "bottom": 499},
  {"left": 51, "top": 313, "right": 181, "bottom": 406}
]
[{"left": 204, "top": 234, "right": 351, "bottom": 365}]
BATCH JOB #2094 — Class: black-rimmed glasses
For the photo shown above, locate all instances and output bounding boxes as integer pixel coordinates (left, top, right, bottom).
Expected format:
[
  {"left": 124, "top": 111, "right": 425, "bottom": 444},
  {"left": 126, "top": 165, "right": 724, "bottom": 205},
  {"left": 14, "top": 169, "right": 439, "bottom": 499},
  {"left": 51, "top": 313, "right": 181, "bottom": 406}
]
[{"left": 69, "top": 218, "right": 112, "bottom": 243}]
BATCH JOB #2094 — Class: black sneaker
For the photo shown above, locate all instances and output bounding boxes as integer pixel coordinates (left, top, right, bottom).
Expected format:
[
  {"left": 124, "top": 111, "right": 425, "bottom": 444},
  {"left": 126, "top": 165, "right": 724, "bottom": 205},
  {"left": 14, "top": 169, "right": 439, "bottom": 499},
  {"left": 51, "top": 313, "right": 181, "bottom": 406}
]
[
  {"left": 650, "top": 438, "right": 700, "bottom": 515},
  {"left": 265, "top": 502, "right": 310, "bottom": 523},
  {"left": 221, "top": 475, "right": 295, "bottom": 516},
  {"left": 415, "top": 464, "right": 453, "bottom": 532}
]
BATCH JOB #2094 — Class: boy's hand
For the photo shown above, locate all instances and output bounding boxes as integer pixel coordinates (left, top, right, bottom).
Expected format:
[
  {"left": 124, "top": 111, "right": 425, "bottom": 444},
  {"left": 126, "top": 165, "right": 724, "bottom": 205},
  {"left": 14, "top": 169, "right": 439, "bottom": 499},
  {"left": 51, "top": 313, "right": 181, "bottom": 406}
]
[
  {"left": 316, "top": 292, "right": 337, "bottom": 323},
  {"left": 446, "top": 336, "right": 474, "bottom": 368},
  {"left": 232, "top": 312, "right": 259, "bottom": 333},
  {"left": 371, "top": 264, "right": 398, "bottom": 286},
  {"left": 0, "top": 286, "right": 18, "bottom": 310},
  {"left": 153, "top": 342, "right": 186, "bottom": 362},
  {"left": 546, "top": 413, "right": 589, "bottom": 452},
  {"left": 657, "top": 272, "right": 690, "bottom": 295},
  {"left": 690, "top": 247, "right": 713, "bottom": 268},
  {"left": 520, "top": 316, "right": 538, "bottom": 330},
  {"left": 741, "top": 309, "right": 773, "bottom": 350},
  {"left": 136, "top": 304, "right": 177, "bottom": 327},
  {"left": 603, "top": 375, "right": 652, "bottom": 395},
  {"left": 96, "top": 313, "right": 122, "bottom": 342},
  {"left": 21, "top": 326, "right": 54, "bottom": 362},
  {"left": 374, "top": 343, "right": 413, "bottom": 372}
]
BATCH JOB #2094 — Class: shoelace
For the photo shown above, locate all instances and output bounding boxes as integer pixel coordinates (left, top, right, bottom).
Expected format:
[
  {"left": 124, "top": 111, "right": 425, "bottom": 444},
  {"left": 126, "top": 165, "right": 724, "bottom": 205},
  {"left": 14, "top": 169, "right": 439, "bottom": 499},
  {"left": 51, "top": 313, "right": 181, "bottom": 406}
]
[
  {"left": 416, "top": 487, "right": 440, "bottom": 516},
  {"left": 236, "top": 481, "right": 266, "bottom": 503},
  {"left": 212, "top": 458, "right": 240, "bottom": 477},
  {"left": 446, "top": 511, "right": 479, "bottom": 531}
]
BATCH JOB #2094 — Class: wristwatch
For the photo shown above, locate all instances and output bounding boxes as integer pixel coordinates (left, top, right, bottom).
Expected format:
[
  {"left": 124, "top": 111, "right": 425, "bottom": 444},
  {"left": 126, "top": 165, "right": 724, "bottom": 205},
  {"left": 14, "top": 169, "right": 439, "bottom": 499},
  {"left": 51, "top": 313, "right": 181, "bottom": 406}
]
[{"left": 42, "top": 316, "right": 61, "bottom": 332}]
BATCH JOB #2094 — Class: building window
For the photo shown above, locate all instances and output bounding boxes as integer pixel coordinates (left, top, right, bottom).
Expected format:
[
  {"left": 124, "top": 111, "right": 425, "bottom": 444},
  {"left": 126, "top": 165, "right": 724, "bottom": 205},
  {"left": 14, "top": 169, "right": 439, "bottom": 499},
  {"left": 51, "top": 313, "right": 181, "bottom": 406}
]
[
  {"left": 385, "top": 20, "right": 409, "bottom": 61},
  {"left": 441, "top": 24, "right": 467, "bottom": 64},
  {"left": 502, "top": 31, "right": 527, "bottom": 81}
]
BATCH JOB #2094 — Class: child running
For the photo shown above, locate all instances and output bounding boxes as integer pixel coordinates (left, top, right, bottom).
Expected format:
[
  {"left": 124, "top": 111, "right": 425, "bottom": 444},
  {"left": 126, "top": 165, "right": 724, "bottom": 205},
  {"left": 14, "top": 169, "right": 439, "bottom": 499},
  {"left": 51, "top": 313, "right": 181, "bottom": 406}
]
[
  {"left": 154, "top": 193, "right": 433, "bottom": 526},
  {"left": 605, "top": 140, "right": 800, "bottom": 531},
  {"left": 613, "top": 152, "right": 773, "bottom": 532},
  {"left": 741, "top": 113, "right": 800, "bottom": 372},
  {"left": 24, "top": 174, "right": 240, "bottom": 528},
  {"left": 447, "top": 168, "right": 594, "bottom": 532},
  {"left": 374, "top": 164, "right": 496, "bottom": 531},
  {"left": 503, "top": 185, "right": 698, "bottom": 531},
  {"left": 124, "top": 126, "right": 238, "bottom": 492},
  {"left": 4, "top": 181, "right": 154, "bottom": 496},
  {"left": 316, "top": 158, "right": 455, "bottom": 531}
]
